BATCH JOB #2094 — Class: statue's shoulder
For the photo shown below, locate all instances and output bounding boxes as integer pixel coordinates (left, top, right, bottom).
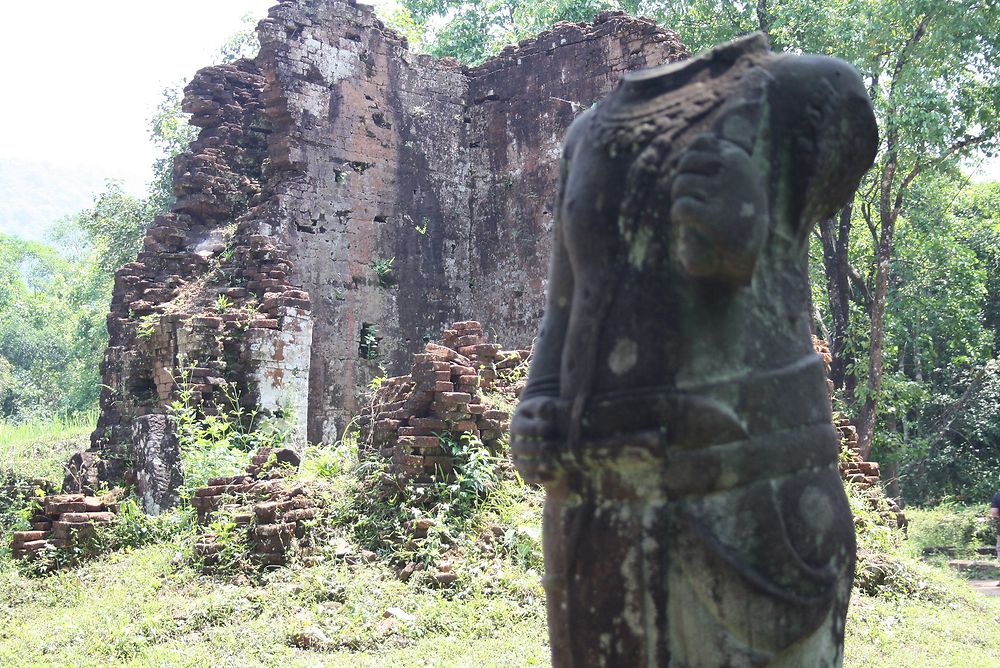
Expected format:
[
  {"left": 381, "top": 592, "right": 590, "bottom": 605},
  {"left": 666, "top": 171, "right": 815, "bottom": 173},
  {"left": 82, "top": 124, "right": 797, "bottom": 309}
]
[
  {"left": 562, "top": 106, "right": 596, "bottom": 161},
  {"left": 763, "top": 53, "right": 870, "bottom": 106}
]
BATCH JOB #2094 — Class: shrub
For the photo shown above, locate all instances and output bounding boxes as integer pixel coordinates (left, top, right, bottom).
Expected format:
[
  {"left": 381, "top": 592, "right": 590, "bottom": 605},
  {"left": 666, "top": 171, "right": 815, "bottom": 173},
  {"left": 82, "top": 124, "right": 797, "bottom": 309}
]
[
  {"left": 169, "top": 368, "right": 289, "bottom": 498},
  {"left": 904, "top": 503, "right": 996, "bottom": 558},
  {"left": 847, "top": 481, "right": 955, "bottom": 602},
  {"left": 18, "top": 497, "right": 193, "bottom": 576}
]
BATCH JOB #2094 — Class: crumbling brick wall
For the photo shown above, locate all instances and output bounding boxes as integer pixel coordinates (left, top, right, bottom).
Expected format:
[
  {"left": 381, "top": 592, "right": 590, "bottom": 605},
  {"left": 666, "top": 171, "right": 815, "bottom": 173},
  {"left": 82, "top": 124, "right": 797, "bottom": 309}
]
[
  {"left": 255, "top": 1, "right": 687, "bottom": 444},
  {"left": 84, "top": 58, "right": 316, "bottom": 502},
  {"left": 814, "top": 338, "right": 906, "bottom": 527},
  {"left": 360, "top": 320, "right": 529, "bottom": 489},
  {"left": 191, "top": 447, "right": 322, "bottom": 569},
  {"left": 10, "top": 493, "right": 120, "bottom": 561},
  {"left": 82, "top": 0, "right": 688, "bottom": 496}
]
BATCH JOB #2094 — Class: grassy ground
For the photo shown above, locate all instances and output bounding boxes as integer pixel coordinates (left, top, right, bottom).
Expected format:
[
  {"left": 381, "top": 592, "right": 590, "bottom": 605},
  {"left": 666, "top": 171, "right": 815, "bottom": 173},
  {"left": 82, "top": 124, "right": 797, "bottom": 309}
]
[
  {"left": 2, "top": 426, "right": 1000, "bottom": 666},
  {"left": 0, "top": 541, "right": 550, "bottom": 667},
  {"left": 1, "top": 533, "right": 998, "bottom": 667},
  {"left": 846, "top": 591, "right": 1000, "bottom": 667},
  {"left": 0, "top": 412, "right": 95, "bottom": 484}
]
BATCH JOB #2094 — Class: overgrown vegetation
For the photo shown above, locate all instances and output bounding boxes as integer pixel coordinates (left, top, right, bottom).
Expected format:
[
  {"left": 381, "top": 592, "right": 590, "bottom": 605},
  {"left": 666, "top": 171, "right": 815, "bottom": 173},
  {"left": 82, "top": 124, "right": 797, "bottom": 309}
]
[
  {"left": 0, "top": 411, "right": 95, "bottom": 483},
  {"left": 168, "top": 369, "right": 289, "bottom": 497},
  {"left": 904, "top": 504, "right": 998, "bottom": 559},
  {"left": 2, "top": 419, "right": 999, "bottom": 665},
  {"left": 335, "top": 431, "right": 542, "bottom": 573}
]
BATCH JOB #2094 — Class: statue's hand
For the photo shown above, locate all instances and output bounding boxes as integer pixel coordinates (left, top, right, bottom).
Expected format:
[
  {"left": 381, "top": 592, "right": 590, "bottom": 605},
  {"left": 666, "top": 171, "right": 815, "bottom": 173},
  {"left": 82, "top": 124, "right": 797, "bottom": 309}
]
[
  {"left": 670, "top": 133, "right": 768, "bottom": 285},
  {"left": 510, "top": 395, "right": 564, "bottom": 484}
]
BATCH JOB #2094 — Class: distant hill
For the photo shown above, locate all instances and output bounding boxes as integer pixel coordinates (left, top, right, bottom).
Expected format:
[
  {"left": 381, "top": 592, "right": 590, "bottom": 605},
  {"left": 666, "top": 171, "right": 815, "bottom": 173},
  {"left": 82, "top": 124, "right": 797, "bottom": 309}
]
[{"left": 0, "top": 158, "right": 110, "bottom": 241}]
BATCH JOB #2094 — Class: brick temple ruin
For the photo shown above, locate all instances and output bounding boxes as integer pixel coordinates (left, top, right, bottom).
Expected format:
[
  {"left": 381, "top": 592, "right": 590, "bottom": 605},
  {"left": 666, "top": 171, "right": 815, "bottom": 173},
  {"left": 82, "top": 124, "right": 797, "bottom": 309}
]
[
  {"left": 64, "top": 0, "right": 688, "bottom": 502},
  {"left": 48, "top": 0, "right": 896, "bottom": 532}
]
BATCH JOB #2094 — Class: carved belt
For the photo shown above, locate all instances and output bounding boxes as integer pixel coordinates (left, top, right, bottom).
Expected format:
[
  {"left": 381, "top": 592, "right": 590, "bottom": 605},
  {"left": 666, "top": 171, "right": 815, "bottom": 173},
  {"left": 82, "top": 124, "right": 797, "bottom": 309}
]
[
  {"left": 551, "top": 354, "right": 840, "bottom": 497},
  {"left": 567, "top": 354, "right": 831, "bottom": 443}
]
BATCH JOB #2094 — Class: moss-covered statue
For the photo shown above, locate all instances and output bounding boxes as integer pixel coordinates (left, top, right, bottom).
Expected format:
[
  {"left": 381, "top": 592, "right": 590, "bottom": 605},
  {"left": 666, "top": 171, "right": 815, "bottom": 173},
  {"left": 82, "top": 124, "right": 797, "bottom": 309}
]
[{"left": 511, "top": 34, "right": 878, "bottom": 667}]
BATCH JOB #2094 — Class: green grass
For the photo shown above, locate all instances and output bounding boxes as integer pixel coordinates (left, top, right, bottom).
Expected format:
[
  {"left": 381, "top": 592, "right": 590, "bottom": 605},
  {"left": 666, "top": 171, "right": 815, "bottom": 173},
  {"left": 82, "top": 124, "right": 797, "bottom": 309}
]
[
  {"left": 0, "top": 411, "right": 95, "bottom": 483},
  {"left": 0, "top": 540, "right": 549, "bottom": 667},
  {"left": 1, "top": 535, "right": 998, "bottom": 667},
  {"left": 903, "top": 504, "right": 997, "bottom": 559},
  {"left": 2, "top": 421, "right": 999, "bottom": 666},
  {"left": 845, "top": 590, "right": 1000, "bottom": 667}
]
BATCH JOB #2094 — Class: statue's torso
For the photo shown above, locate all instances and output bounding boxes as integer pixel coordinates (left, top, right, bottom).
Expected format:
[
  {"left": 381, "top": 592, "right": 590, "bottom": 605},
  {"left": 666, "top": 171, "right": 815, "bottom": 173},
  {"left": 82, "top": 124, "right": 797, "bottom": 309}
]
[{"left": 554, "top": 50, "right": 821, "bottom": 432}]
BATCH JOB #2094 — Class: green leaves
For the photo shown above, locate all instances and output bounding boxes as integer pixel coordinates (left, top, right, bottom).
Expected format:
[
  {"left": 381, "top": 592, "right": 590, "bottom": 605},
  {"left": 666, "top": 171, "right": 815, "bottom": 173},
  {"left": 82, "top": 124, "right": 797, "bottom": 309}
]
[
  {"left": 390, "top": 0, "right": 631, "bottom": 63},
  {"left": 0, "top": 233, "right": 107, "bottom": 419}
]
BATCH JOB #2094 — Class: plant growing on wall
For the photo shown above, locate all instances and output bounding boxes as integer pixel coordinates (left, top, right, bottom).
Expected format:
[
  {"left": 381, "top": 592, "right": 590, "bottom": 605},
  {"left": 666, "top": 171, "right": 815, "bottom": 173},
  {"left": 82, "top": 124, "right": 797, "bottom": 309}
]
[
  {"left": 214, "top": 294, "right": 233, "bottom": 313},
  {"left": 358, "top": 325, "right": 381, "bottom": 361},
  {"left": 169, "top": 364, "right": 290, "bottom": 498},
  {"left": 135, "top": 314, "right": 158, "bottom": 340},
  {"left": 370, "top": 257, "right": 395, "bottom": 287}
]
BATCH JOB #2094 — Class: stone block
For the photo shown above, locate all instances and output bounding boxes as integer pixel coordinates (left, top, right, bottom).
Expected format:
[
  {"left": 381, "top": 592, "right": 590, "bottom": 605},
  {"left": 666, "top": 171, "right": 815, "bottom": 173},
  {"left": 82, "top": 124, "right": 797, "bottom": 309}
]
[
  {"left": 11, "top": 531, "right": 47, "bottom": 545},
  {"left": 283, "top": 507, "right": 318, "bottom": 522},
  {"left": 255, "top": 522, "right": 297, "bottom": 538},
  {"left": 452, "top": 334, "right": 483, "bottom": 347},
  {"left": 132, "top": 414, "right": 183, "bottom": 515},
  {"left": 412, "top": 370, "right": 451, "bottom": 382},
  {"left": 410, "top": 418, "right": 448, "bottom": 430},
  {"left": 447, "top": 421, "right": 477, "bottom": 432},
  {"left": 45, "top": 501, "right": 88, "bottom": 515},
  {"left": 438, "top": 392, "right": 472, "bottom": 405},
  {"left": 477, "top": 418, "right": 506, "bottom": 432},
  {"left": 398, "top": 435, "right": 441, "bottom": 451},
  {"left": 59, "top": 512, "right": 114, "bottom": 523},
  {"left": 18, "top": 540, "right": 50, "bottom": 552},
  {"left": 459, "top": 344, "right": 501, "bottom": 358}
]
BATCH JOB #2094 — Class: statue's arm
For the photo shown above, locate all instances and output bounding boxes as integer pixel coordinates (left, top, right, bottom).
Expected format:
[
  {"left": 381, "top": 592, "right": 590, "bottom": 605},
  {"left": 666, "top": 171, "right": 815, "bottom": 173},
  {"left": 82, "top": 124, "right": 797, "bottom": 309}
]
[
  {"left": 511, "top": 126, "right": 580, "bottom": 482},
  {"left": 520, "top": 218, "right": 573, "bottom": 401},
  {"left": 510, "top": 220, "right": 572, "bottom": 482},
  {"left": 670, "top": 133, "right": 768, "bottom": 286}
]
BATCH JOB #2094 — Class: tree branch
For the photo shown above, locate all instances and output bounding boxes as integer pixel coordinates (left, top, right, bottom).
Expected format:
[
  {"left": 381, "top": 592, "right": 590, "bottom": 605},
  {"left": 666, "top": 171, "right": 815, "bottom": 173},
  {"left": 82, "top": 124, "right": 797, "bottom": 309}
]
[
  {"left": 925, "top": 365, "right": 989, "bottom": 451},
  {"left": 879, "top": 13, "right": 932, "bottom": 223},
  {"left": 862, "top": 203, "right": 878, "bottom": 248},
  {"left": 888, "top": 14, "right": 930, "bottom": 102},
  {"left": 847, "top": 263, "right": 872, "bottom": 309},
  {"left": 895, "top": 133, "right": 994, "bottom": 212},
  {"left": 756, "top": 0, "right": 771, "bottom": 41}
]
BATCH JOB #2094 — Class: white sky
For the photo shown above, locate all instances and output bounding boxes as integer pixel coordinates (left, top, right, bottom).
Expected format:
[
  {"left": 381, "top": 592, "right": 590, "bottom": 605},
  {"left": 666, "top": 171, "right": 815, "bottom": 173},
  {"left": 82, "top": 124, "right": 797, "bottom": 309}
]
[{"left": 0, "top": 0, "right": 279, "bottom": 193}]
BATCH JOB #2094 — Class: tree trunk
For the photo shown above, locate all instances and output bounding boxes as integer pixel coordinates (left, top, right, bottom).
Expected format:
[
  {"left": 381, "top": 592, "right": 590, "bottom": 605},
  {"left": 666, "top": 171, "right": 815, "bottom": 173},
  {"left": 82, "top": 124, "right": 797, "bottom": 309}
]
[
  {"left": 857, "top": 147, "right": 903, "bottom": 460},
  {"left": 883, "top": 461, "right": 902, "bottom": 507},
  {"left": 818, "top": 204, "right": 854, "bottom": 391}
]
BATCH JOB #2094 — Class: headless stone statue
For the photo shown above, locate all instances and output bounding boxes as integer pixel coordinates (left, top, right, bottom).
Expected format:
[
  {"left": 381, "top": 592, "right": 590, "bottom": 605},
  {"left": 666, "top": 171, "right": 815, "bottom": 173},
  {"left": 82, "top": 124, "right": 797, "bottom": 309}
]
[{"left": 511, "top": 34, "right": 877, "bottom": 667}]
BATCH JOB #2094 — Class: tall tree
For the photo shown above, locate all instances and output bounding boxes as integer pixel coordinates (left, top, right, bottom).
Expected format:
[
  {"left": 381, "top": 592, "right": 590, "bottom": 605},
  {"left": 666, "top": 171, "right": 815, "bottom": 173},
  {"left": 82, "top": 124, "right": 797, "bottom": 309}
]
[
  {"left": 597, "top": 0, "right": 1000, "bottom": 459},
  {"left": 836, "top": 0, "right": 1000, "bottom": 458}
]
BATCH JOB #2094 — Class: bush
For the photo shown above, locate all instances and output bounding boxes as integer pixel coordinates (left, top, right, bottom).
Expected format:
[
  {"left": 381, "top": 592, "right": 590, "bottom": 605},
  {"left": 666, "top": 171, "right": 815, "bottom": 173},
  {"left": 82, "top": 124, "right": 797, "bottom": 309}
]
[
  {"left": 327, "top": 430, "right": 537, "bottom": 575},
  {"left": 904, "top": 503, "right": 996, "bottom": 558},
  {"left": 17, "top": 497, "right": 193, "bottom": 576},
  {"left": 847, "top": 481, "right": 955, "bottom": 602},
  {"left": 0, "top": 475, "right": 40, "bottom": 561},
  {"left": 169, "top": 369, "right": 289, "bottom": 499}
]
